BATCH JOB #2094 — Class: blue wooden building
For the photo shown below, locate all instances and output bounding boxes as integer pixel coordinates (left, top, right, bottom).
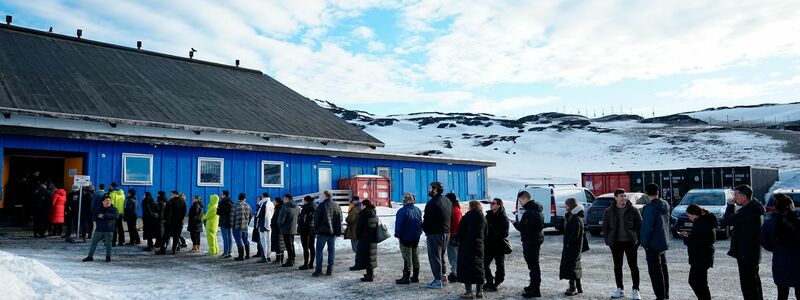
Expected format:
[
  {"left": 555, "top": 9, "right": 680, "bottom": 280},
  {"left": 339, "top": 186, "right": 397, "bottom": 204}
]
[{"left": 0, "top": 21, "right": 494, "bottom": 217}]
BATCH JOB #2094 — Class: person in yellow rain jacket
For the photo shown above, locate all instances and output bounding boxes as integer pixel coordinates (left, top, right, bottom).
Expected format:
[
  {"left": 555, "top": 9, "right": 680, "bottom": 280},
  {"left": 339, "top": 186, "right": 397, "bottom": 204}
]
[
  {"left": 108, "top": 183, "right": 126, "bottom": 246},
  {"left": 202, "top": 194, "right": 220, "bottom": 255}
]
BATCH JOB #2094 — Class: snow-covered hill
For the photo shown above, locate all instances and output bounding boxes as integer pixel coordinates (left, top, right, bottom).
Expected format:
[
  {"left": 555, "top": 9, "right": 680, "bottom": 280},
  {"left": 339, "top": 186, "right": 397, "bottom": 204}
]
[{"left": 314, "top": 100, "right": 800, "bottom": 200}]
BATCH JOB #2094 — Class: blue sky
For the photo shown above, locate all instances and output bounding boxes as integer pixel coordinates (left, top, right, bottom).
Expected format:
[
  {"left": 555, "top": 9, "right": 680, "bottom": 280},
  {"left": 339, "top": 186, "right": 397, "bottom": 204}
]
[{"left": 2, "top": 0, "right": 800, "bottom": 117}]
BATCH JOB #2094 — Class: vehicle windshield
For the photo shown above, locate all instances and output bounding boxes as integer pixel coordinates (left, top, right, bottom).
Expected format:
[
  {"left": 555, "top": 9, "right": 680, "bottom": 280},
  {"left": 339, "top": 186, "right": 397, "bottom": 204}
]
[
  {"left": 680, "top": 193, "right": 725, "bottom": 206},
  {"left": 591, "top": 198, "right": 613, "bottom": 207}
]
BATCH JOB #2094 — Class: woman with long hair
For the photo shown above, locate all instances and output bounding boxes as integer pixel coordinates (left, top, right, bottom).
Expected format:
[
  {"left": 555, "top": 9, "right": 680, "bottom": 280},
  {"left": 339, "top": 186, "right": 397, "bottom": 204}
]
[
  {"left": 483, "top": 198, "right": 509, "bottom": 292},
  {"left": 761, "top": 194, "right": 800, "bottom": 300},
  {"left": 455, "top": 200, "right": 487, "bottom": 299},
  {"left": 679, "top": 204, "right": 717, "bottom": 300}
]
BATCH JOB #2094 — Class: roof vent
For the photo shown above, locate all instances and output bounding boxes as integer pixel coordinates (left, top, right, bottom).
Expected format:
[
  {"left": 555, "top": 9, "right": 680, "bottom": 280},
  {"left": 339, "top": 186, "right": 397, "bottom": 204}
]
[
  {"left": 235, "top": 59, "right": 240, "bottom": 67},
  {"left": 189, "top": 48, "right": 197, "bottom": 59},
  {"left": 5, "top": 15, "right": 11, "bottom": 25},
  {"left": 76, "top": 29, "right": 82, "bottom": 38},
  {"left": 48, "top": 26, "right": 53, "bottom": 33},
  {"left": 136, "top": 41, "right": 142, "bottom": 49}
]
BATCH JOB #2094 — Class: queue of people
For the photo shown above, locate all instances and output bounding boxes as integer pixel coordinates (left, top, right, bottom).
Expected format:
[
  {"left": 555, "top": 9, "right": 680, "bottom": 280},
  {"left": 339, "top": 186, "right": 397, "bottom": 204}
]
[{"left": 69, "top": 181, "right": 798, "bottom": 299}]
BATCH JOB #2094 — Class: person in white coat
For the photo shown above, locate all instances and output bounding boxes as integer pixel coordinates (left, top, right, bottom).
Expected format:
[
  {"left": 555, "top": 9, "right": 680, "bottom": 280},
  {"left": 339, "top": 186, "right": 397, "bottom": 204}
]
[{"left": 255, "top": 193, "right": 274, "bottom": 263}]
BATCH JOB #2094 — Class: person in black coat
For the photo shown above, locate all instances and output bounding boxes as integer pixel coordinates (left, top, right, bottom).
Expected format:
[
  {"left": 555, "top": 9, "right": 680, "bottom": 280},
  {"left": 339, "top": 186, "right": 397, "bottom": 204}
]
[
  {"left": 141, "top": 192, "right": 159, "bottom": 251},
  {"left": 351, "top": 200, "right": 379, "bottom": 282},
  {"left": 216, "top": 190, "right": 235, "bottom": 258},
  {"left": 187, "top": 195, "right": 204, "bottom": 253},
  {"left": 455, "top": 200, "right": 487, "bottom": 298},
  {"left": 155, "top": 191, "right": 168, "bottom": 250},
  {"left": 270, "top": 197, "right": 286, "bottom": 264},
  {"left": 80, "top": 188, "right": 94, "bottom": 239},
  {"left": 33, "top": 184, "right": 51, "bottom": 238},
  {"left": 157, "top": 191, "right": 187, "bottom": 255},
  {"left": 484, "top": 198, "right": 510, "bottom": 292},
  {"left": 298, "top": 196, "right": 317, "bottom": 270},
  {"left": 760, "top": 194, "right": 800, "bottom": 300},
  {"left": 678, "top": 204, "right": 717, "bottom": 300},
  {"left": 124, "top": 189, "right": 140, "bottom": 245},
  {"left": 512, "top": 190, "right": 545, "bottom": 298},
  {"left": 559, "top": 198, "right": 587, "bottom": 296},
  {"left": 723, "top": 184, "right": 765, "bottom": 300}
]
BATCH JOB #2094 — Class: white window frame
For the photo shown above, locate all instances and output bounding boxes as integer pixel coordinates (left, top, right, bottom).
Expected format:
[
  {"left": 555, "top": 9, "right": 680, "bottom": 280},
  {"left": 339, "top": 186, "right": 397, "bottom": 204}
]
[
  {"left": 377, "top": 167, "right": 391, "bottom": 178},
  {"left": 261, "top": 160, "right": 284, "bottom": 188},
  {"left": 122, "top": 153, "right": 153, "bottom": 186},
  {"left": 197, "top": 157, "right": 224, "bottom": 187}
]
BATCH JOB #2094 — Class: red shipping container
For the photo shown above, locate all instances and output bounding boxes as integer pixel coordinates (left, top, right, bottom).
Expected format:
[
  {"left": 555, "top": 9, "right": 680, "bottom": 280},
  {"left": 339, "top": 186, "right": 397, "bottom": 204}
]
[
  {"left": 581, "top": 171, "right": 631, "bottom": 197},
  {"left": 338, "top": 175, "right": 392, "bottom": 208}
]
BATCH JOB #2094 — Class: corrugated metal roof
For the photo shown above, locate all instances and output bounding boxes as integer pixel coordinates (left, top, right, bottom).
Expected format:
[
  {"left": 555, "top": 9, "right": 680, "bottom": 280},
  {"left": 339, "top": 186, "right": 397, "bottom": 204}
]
[{"left": 0, "top": 24, "right": 384, "bottom": 147}]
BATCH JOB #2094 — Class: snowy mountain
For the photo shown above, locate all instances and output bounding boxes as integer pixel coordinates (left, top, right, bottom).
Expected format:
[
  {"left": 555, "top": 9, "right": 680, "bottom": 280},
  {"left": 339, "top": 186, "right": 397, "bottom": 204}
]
[{"left": 313, "top": 100, "right": 800, "bottom": 200}]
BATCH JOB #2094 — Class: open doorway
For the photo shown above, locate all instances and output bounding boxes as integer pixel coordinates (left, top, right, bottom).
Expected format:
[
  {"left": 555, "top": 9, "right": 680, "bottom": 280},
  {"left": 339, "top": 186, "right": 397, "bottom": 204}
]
[{"left": 1, "top": 149, "right": 86, "bottom": 226}]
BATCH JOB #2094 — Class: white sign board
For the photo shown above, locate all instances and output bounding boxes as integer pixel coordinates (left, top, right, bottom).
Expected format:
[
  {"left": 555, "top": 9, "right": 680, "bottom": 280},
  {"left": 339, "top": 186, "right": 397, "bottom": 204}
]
[{"left": 73, "top": 175, "right": 92, "bottom": 187}]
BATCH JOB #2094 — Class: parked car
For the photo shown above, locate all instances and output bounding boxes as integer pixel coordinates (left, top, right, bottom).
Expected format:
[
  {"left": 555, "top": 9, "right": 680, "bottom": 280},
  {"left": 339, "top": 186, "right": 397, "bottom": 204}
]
[
  {"left": 764, "top": 189, "right": 800, "bottom": 220},
  {"left": 515, "top": 183, "right": 595, "bottom": 232},
  {"left": 670, "top": 189, "right": 734, "bottom": 239},
  {"left": 585, "top": 192, "right": 647, "bottom": 236}
]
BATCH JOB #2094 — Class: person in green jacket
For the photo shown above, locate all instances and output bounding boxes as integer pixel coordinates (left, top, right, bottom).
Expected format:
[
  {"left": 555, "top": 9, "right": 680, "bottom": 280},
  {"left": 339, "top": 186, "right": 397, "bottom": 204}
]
[
  {"left": 203, "top": 194, "right": 220, "bottom": 255},
  {"left": 108, "top": 183, "right": 126, "bottom": 246}
]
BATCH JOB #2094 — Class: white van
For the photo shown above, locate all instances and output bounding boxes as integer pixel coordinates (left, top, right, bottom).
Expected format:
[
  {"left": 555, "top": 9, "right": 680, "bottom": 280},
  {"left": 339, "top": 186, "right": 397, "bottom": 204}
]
[{"left": 514, "top": 183, "right": 596, "bottom": 232}]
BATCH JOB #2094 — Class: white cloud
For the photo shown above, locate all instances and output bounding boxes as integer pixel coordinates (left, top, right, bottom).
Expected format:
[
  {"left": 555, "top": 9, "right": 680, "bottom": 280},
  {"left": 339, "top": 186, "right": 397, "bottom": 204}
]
[
  {"left": 351, "top": 25, "right": 374, "bottom": 39},
  {"left": 367, "top": 41, "right": 386, "bottom": 52},
  {"left": 660, "top": 76, "right": 800, "bottom": 100},
  {"left": 402, "top": 0, "right": 800, "bottom": 87}
]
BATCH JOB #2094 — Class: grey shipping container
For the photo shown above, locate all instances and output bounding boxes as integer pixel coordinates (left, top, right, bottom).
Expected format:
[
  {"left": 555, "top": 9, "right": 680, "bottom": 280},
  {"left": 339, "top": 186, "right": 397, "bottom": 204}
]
[
  {"left": 629, "top": 169, "right": 686, "bottom": 207},
  {"left": 685, "top": 166, "right": 779, "bottom": 203}
]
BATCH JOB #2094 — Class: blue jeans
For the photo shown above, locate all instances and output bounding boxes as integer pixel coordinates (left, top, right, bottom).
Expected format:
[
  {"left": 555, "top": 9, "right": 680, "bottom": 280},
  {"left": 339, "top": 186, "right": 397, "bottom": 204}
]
[
  {"left": 315, "top": 235, "right": 336, "bottom": 272},
  {"left": 220, "top": 227, "right": 232, "bottom": 255},
  {"left": 233, "top": 228, "right": 248, "bottom": 247}
]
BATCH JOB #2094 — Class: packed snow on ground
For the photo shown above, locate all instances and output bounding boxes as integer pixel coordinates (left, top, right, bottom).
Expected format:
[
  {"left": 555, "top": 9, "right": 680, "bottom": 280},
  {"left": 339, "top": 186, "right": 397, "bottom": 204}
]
[{"left": 684, "top": 102, "right": 800, "bottom": 124}]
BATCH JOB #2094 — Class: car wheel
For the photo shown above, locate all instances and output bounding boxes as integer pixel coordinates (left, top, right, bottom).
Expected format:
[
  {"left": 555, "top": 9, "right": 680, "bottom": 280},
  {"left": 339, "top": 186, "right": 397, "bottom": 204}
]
[{"left": 589, "top": 229, "right": 602, "bottom": 236}]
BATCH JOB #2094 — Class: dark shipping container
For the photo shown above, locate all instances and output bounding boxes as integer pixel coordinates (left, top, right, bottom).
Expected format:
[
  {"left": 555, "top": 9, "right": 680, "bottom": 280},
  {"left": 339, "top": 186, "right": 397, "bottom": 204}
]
[
  {"left": 685, "top": 166, "right": 779, "bottom": 203},
  {"left": 629, "top": 169, "right": 686, "bottom": 207}
]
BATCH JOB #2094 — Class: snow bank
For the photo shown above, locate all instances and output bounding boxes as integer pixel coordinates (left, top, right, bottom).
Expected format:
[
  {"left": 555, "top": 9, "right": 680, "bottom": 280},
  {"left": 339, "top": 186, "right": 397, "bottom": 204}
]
[
  {"left": 684, "top": 103, "right": 800, "bottom": 124},
  {"left": 0, "top": 251, "right": 92, "bottom": 299}
]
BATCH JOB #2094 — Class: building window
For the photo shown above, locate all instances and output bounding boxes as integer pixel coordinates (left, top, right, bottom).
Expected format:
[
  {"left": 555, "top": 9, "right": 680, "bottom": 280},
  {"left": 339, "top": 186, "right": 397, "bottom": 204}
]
[
  {"left": 350, "top": 166, "right": 362, "bottom": 177},
  {"left": 197, "top": 157, "right": 224, "bottom": 186},
  {"left": 437, "top": 170, "right": 449, "bottom": 186},
  {"left": 377, "top": 167, "right": 391, "bottom": 179},
  {"left": 261, "top": 160, "right": 284, "bottom": 188},
  {"left": 122, "top": 153, "right": 153, "bottom": 185}
]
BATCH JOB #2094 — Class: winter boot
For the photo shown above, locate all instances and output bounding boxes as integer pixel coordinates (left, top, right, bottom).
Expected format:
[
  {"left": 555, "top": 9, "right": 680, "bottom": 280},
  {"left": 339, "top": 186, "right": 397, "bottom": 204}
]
[
  {"left": 576, "top": 279, "right": 583, "bottom": 294},
  {"left": 476, "top": 284, "right": 484, "bottom": 299},
  {"left": 523, "top": 282, "right": 541, "bottom": 298},
  {"left": 361, "top": 268, "right": 374, "bottom": 282},
  {"left": 273, "top": 253, "right": 283, "bottom": 264},
  {"left": 447, "top": 273, "right": 458, "bottom": 283},
  {"left": 245, "top": 244, "right": 251, "bottom": 259},
  {"left": 326, "top": 265, "right": 333, "bottom": 276},
  {"left": 155, "top": 248, "right": 166, "bottom": 255},
  {"left": 484, "top": 279, "right": 495, "bottom": 292},
  {"left": 396, "top": 270, "right": 411, "bottom": 284},
  {"left": 564, "top": 280, "right": 578, "bottom": 296},
  {"left": 234, "top": 246, "right": 245, "bottom": 261},
  {"left": 254, "top": 244, "right": 262, "bottom": 258},
  {"left": 105, "top": 256, "right": 111, "bottom": 262},
  {"left": 410, "top": 268, "right": 420, "bottom": 283},
  {"left": 82, "top": 256, "right": 94, "bottom": 262}
]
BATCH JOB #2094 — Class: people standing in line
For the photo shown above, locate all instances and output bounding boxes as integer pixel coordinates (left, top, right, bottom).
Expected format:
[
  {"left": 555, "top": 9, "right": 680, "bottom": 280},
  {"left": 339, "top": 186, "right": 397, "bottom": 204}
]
[
  {"left": 761, "top": 194, "right": 800, "bottom": 300},
  {"left": 83, "top": 196, "right": 118, "bottom": 262},
  {"left": 445, "top": 193, "right": 462, "bottom": 284},
  {"left": 187, "top": 195, "right": 204, "bottom": 253},
  {"left": 422, "top": 182, "right": 451, "bottom": 289},
  {"left": 395, "top": 192, "right": 423, "bottom": 285},
  {"left": 254, "top": 193, "right": 273, "bottom": 263},
  {"left": 157, "top": 191, "right": 186, "bottom": 255},
  {"left": 178, "top": 194, "right": 189, "bottom": 249},
  {"left": 232, "top": 193, "right": 253, "bottom": 261},
  {"left": 640, "top": 183, "right": 671, "bottom": 300},
  {"left": 216, "top": 190, "right": 234, "bottom": 259},
  {"left": 279, "top": 194, "right": 300, "bottom": 267},
  {"left": 271, "top": 196, "right": 286, "bottom": 264},
  {"left": 602, "top": 189, "right": 642, "bottom": 300},
  {"left": 454, "top": 200, "right": 487, "bottom": 299},
  {"left": 484, "top": 198, "right": 509, "bottom": 292},
  {"left": 108, "top": 183, "right": 126, "bottom": 246},
  {"left": 513, "top": 190, "right": 545, "bottom": 298},
  {"left": 351, "top": 199, "right": 379, "bottom": 282},
  {"left": 724, "top": 184, "right": 765, "bottom": 300},
  {"left": 89, "top": 183, "right": 106, "bottom": 239},
  {"left": 678, "top": 204, "right": 717, "bottom": 300},
  {"left": 63, "top": 186, "right": 83, "bottom": 240},
  {"left": 124, "top": 189, "right": 140, "bottom": 245},
  {"left": 50, "top": 187, "right": 66, "bottom": 237},
  {"left": 345, "top": 196, "right": 362, "bottom": 254},
  {"left": 312, "top": 191, "right": 343, "bottom": 277},
  {"left": 155, "top": 191, "right": 168, "bottom": 251},
  {"left": 298, "top": 195, "right": 317, "bottom": 270},
  {"left": 141, "top": 191, "right": 159, "bottom": 251},
  {"left": 559, "top": 198, "right": 587, "bottom": 296},
  {"left": 80, "top": 185, "right": 94, "bottom": 239},
  {"left": 202, "top": 194, "right": 220, "bottom": 256},
  {"left": 33, "top": 183, "right": 51, "bottom": 238}
]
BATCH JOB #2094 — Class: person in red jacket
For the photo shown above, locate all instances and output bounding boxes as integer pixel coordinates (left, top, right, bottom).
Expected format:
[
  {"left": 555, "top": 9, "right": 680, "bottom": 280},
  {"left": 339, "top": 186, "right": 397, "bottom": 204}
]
[
  {"left": 445, "top": 193, "right": 463, "bottom": 283},
  {"left": 50, "top": 188, "right": 67, "bottom": 237}
]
